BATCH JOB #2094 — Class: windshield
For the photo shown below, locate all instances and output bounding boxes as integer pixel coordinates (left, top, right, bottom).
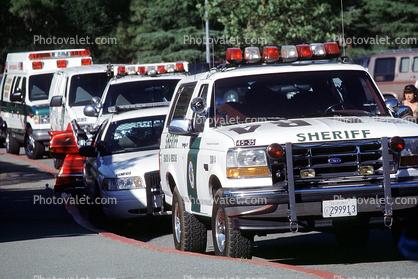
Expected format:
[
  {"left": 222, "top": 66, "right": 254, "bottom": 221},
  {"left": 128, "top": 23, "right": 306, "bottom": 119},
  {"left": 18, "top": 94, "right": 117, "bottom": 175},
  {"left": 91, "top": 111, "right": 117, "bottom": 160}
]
[
  {"left": 102, "top": 79, "right": 179, "bottom": 114},
  {"left": 69, "top": 73, "right": 108, "bottom": 107},
  {"left": 214, "top": 70, "right": 388, "bottom": 126},
  {"left": 104, "top": 115, "right": 165, "bottom": 154},
  {"left": 29, "top": 73, "right": 54, "bottom": 101}
]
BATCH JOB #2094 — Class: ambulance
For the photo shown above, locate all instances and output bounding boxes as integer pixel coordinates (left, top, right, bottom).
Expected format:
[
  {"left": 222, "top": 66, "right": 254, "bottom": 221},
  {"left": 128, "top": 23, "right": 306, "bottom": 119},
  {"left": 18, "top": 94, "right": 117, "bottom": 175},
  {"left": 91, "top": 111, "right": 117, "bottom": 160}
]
[
  {"left": 49, "top": 64, "right": 109, "bottom": 133},
  {"left": 159, "top": 43, "right": 418, "bottom": 259},
  {"left": 0, "top": 49, "right": 92, "bottom": 159}
]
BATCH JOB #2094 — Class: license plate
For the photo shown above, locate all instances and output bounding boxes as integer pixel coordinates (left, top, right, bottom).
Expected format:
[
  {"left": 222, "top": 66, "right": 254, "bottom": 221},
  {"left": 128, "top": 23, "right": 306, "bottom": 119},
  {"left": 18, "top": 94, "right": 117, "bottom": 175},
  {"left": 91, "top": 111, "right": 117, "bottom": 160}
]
[{"left": 322, "top": 198, "right": 357, "bottom": 218}]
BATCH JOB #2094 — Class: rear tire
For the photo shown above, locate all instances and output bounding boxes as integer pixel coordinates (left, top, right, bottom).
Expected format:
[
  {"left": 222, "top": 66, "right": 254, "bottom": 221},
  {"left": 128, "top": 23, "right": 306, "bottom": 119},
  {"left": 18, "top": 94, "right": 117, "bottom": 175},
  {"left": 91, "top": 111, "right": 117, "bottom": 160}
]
[
  {"left": 172, "top": 187, "right": 207, "bottom": 253},
  {"left": 25, "top": 128, "right": 44, "bottom": 159},
  {"left": 6, "top": 131, "right": 20, "bottom": 155},
  {"left": 212, "top": 189, "right": 254, "bottom": 259}
]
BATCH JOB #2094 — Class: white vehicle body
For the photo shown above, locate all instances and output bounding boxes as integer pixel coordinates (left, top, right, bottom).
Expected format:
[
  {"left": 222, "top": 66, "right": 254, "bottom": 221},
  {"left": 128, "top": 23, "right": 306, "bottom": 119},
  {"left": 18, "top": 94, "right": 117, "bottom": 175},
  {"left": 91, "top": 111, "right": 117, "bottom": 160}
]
[
  {"left": 49, "top": 64, "right": 108, "bottom": 133},
  {"left": 83, "top": 63, "right": 189, "bottom": 129},
  {"left": 159, "top": 44, "right": 418, "bottom": 258},
  {"left": 0, "top": 49, "right": 92, "bottom": 159},
  {"left": 82, "top": 106, "right": 168, "bottom": 220}
]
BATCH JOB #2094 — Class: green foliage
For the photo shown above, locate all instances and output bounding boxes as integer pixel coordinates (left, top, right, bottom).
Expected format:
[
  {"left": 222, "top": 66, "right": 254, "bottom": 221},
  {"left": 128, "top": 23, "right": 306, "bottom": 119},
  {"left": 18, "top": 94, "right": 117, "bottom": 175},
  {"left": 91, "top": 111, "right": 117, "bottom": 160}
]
[
  {"left": 199, "top": 0, "right": 341, "bottom": 48},
  {"left": 1, "top": 0, "right": 418, "bottom": 69}
]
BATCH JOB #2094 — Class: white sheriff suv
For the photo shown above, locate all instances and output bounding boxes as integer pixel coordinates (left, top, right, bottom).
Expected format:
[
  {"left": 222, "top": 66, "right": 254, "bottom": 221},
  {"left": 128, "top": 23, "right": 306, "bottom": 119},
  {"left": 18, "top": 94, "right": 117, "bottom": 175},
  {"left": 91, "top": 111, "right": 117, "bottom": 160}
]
[{"left": 159, "top": 43, "right": 418, "bottom": 259}]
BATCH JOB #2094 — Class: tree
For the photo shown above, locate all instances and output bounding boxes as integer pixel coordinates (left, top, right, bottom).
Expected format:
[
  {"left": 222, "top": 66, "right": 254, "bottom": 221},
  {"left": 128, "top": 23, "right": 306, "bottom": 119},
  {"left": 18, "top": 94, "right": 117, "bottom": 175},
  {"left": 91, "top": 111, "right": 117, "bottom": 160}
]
[
  {"left": 199, "top": 0, "right": 341, "bottom": 48},
  {"left": 343, "top": 0, "right": 418, "bottom": 57},
  {"left": 103, "top": 0, "right": 225, "bottom": 64}
]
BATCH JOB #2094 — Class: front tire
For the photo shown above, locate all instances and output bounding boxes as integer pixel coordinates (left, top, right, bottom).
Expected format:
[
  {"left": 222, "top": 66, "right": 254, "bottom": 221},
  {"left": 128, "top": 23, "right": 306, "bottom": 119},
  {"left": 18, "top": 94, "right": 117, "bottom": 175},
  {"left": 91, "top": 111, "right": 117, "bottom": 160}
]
[
  {"left": 25, "top": 128, "right": 44, "bottom": 159},
  {"left": 6, "top": 131, "right": 20, "bottom": 155},
  {"left": 172, "top": 187, "right": 207, "bottom": 253},
  {"left": 212, "top": 189, "right": 254, "bottom": 259}
]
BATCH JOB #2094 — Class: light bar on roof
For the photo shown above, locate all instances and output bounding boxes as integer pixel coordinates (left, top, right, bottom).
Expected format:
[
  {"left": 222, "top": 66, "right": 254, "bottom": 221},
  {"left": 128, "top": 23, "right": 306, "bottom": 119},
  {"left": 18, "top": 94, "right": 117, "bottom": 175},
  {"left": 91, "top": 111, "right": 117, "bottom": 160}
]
[
  {"left": 281, "top": 45, "right": 298, "bottom": 62},
  {"left": 262, "top": 46, "right": 280, "bottom": 63},
  {"left": 226, "top": 48, "right": 243, "bottom": 64},
  {"left": 108, "top": 101, "right": 170, "bottom": 113},
  {"left": 310, "top": 43, "right": 326, "bottom": 59},
  {"left": 244, "top": 47, "right": 261, "bottom": 63},
  {"left": 296, "top": 44, "right": 312, "bottom": 59},
  {"left": 323, "top": 42, "right": 340, "bottom": 57}
]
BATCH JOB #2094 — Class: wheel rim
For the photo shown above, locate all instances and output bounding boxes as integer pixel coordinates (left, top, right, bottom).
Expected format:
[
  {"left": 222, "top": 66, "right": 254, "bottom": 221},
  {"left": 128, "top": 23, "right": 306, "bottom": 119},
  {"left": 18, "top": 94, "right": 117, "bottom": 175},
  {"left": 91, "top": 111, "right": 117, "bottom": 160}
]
[
  {"left": 5, "top": 134, "right": 10, "bottom": 151},
  {"left": 26, "top": 133, "right": 35, "bottom": 153},
  {"left": 174, "top": 201, "right": 181, "bottom": 243},
  {"left": 215, "top": 207, "right": 226, "bottom": 253}
]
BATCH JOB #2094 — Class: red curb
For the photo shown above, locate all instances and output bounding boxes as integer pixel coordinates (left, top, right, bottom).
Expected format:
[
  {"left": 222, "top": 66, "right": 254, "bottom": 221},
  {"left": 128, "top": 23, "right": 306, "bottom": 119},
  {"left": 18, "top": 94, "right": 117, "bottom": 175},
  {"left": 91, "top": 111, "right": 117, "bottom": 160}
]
[{"left": 3, "top": 152, "right": 347, "bottom": 279}]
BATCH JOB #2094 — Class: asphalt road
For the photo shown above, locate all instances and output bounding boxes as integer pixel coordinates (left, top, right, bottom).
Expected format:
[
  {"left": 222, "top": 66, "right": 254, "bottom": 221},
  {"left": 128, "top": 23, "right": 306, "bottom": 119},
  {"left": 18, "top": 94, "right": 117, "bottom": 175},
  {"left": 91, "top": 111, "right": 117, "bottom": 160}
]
[{"left": 1, "top": 147, "right": 418, "bottom": 279}]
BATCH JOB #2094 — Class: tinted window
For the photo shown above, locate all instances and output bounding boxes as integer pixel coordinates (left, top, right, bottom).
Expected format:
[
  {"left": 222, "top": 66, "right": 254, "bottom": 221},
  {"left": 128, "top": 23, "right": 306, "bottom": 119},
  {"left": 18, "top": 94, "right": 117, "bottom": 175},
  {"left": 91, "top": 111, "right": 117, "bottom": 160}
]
[
  {"left": 171, "top": 83, "right": 197, "bottom": 120},
  {"left": 373, "top": 57, "right": 395, "bottom": 82},
  {"left": 103, "top": 79, "right": 179, "bottom": 114},
  {"left": 214, "top": 70, "right": 387, "bottom": 125},
  {"left": 68, "top": 73, "right": 108, "bottom": 107},
  {"left": 29, "top": 73, "right": 54, "bottom": 101},
  {"left": 104, "top": 115, "right": 165, "bottom": 153}
]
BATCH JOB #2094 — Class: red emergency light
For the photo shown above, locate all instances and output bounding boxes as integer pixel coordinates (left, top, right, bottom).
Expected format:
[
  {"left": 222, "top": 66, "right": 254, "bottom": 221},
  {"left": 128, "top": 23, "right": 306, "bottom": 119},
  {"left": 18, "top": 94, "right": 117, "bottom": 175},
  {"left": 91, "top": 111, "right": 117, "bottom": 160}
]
[
  {"left": 29, "top": 53, "right": 52, "bottom": 59},
  {"left": 262, "top": 46, "right": 280, "bottom": 63},
  {"left": 81, "top": 58, "right": 92, "bottom": 65},
  {"left": 226, "top": 48, "right": 243, "bottom": 64},
  {"left": 57, "top": 60, "right": 67, "bottom": 68},
  {"left": 32, "top": 61, "right": 43, "bottom": 70}
]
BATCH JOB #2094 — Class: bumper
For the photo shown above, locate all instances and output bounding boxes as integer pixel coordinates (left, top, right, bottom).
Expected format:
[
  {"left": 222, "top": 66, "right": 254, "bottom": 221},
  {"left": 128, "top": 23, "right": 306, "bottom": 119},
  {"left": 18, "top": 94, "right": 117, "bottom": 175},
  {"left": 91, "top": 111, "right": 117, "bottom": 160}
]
[
  {"left": 102, "top": 189, "right": 165, "bottom": 220},
  {"left": 33, "top": 129, "right": 51, "bottom": 145},
  {"left": 222, "top": 179, "right": 418, "bottom": 232}
]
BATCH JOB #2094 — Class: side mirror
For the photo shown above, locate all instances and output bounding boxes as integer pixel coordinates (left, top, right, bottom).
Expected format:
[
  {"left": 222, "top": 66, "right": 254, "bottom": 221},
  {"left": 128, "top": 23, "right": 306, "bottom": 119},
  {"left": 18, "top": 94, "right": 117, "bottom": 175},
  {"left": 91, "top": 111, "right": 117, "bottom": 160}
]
[
  {"left": 84, "top": 104, "right": 98, "bottom": 117},
  {"left": 385, "top": 98, "right": 399, "bottom": 113},
  {"left": 91, "top": 96, "right": 101, "bottom": 107},
  {"left": 50, "top": 96, "right": 63, "bottom": 107},
  {"left": 396, "top": 105, "right": 413, "bottom": 119},
  {"left": 191, "top": 97, "right": 207, "bottom": 115},
  {"left": 96, "top": 140, "right": 108, "bottom": 152},
  {"left": 168, "top": 119, "right": 195, "bottom": 135},
  {"left": 79, "top": 145, "right": 97, "bottom": 157},
  {"left": 10, "top": 89, "right": 23, "bottom": 102}
]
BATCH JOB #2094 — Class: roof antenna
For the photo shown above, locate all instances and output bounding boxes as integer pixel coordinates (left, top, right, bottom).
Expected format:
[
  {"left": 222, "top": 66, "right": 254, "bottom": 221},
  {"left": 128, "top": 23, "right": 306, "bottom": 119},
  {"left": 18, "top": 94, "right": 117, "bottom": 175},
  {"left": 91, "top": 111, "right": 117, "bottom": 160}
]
[{"left": 341, "top": 0, "right": 346, "bottom": 56}]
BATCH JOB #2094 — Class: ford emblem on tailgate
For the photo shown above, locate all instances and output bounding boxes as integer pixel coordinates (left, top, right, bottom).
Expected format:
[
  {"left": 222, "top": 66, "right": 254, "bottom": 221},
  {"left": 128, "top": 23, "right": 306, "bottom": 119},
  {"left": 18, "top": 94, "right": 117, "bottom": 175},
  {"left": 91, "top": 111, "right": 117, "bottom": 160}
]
[{"left": 329, "top": 158, "right": 342, "bottom": 164}]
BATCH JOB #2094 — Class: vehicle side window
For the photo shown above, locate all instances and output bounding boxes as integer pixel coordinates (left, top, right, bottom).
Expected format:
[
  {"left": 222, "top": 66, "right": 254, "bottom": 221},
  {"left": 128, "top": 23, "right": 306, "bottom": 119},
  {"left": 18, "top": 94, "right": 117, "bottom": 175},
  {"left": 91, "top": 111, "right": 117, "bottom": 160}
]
[
  {"left": 93, "top": 119, "right": 109, "bottom": 145},
  {"left": 166, "top": 82, "right": 197, "bottom": 125},
  {"left": 193, "top": 84, "right": 208, "bottom": 132},
  {"left": 13, "top": 77, "right": 21, "bottom": 93},
  {"left": 373, "top": 57, "right": 395, "bottom": 82},
  {"left": 22, "top": 77, "right": 27, "bottom": 97},
  {"left": 400, "top": 57, "right": 410, "bottom": 73},
  {"left": 413, "top": 57, "right": 418, "bottom": 72},
  {"left": 1, "top": 74, "right": 7, "bottom": 102}
]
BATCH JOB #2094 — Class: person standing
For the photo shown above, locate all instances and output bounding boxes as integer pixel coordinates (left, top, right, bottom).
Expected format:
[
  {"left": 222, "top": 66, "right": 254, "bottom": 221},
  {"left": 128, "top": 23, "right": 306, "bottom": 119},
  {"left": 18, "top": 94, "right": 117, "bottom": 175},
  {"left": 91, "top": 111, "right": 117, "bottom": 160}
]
[{"left": 402, "top": 84, "right": 418, "bottom": 118}]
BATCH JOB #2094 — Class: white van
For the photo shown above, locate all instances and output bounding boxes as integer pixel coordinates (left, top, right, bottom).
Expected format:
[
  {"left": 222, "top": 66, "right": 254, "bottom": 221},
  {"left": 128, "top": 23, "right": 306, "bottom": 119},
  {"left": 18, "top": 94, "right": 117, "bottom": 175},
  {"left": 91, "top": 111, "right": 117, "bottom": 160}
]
[
  {"left": 49, "top": 64, "right": 109, "bottom": 133},
  {"left": 0, "top": 49, "right": 93, "bottom": 159},
  {"left": 368, "top": 49, "right": 418, "bottom": 100}
]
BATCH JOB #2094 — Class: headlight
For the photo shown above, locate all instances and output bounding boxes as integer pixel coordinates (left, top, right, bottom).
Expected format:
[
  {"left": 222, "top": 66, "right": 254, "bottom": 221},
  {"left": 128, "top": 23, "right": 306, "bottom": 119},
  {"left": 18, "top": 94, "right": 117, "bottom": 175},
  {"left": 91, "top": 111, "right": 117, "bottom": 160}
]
[
  {"left": 400, "top": 138, "right": 418, "bottom": 167},
  {"left": 226, "top": 148, "right": 269, "bottom": 178},
  {"left": 33, "top": 114, "right": 50, "bottom": 125},
  {"left": 102, "top": 177, "right": 144, "bottom": 190}
]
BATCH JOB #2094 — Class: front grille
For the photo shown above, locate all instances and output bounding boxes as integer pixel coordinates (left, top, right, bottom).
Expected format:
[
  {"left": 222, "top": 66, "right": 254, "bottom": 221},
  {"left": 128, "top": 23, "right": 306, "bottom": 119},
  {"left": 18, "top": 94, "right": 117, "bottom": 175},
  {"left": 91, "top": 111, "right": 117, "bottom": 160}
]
[
  {"left": 270, "top": 139, "right": 399, "bottom": 188},
  {"left": 144, "top": 171, "right": 162, "bottom": 214}
]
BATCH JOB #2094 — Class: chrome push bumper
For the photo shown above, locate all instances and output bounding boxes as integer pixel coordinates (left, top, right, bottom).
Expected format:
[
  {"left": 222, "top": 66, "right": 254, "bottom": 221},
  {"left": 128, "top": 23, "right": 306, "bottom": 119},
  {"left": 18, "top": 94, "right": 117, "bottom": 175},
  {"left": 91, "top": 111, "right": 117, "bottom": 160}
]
[{"left": 222, "top": 138, "right": 418, "bottom": 232}]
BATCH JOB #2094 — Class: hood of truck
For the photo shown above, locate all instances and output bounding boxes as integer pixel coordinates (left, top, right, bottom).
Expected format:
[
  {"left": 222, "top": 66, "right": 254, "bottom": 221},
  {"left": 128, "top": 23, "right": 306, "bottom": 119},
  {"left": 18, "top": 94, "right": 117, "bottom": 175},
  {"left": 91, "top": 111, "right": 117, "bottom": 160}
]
[
  {"left": 99, "top": 150, "right": 159, "bottom": 178},
  {"left": 215, "top": 116, "right": 418, "bottom": 146}
]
